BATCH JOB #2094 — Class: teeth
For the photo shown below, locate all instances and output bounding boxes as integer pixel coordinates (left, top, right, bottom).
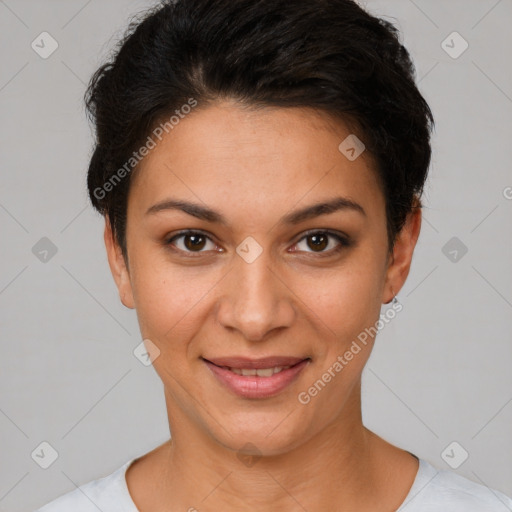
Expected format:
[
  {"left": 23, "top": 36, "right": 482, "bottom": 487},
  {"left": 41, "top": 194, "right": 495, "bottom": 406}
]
[
  {"left": 228, "top": 365, "right": 291, "bottom": 377},
  {"left": 253, "top": 368, "right": 273, "bottom": 377}
]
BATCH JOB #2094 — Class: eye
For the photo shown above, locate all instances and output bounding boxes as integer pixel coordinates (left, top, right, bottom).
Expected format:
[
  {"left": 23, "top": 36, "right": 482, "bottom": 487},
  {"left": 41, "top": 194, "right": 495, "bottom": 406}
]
[
  {"left": 165, "top": 229, "right": 350, "bottom": 257},
  {"left": 166, "top": 230, "right": 219, "bottom": 254},
  {"left": 292, "top": 230, "right": 350, "bottom": 255}
]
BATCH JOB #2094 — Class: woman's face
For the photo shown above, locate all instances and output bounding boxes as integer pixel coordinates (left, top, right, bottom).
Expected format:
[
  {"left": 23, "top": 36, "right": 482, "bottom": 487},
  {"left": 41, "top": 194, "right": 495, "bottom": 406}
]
[{"left": 106, "top": 101, "right": 419, "bottom": 455}]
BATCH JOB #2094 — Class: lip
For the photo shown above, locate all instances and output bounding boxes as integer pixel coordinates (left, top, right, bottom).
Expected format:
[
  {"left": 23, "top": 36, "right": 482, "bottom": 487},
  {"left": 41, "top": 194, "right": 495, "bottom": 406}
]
[
  {"left": 203, "top": 357, "right": 310, "bottom": 399},
  {"left": 203, "top": 355, "right": 307, "bottom": 369}
]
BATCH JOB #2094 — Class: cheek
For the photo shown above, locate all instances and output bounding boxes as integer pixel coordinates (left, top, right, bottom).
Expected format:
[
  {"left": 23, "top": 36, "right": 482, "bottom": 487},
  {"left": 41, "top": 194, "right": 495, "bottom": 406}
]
[
  {"left": 129, "top": 252, "right": 222, "bottom": 342},
  {"left": 298, "top": 260, "right": 383, "bottom": 348}
]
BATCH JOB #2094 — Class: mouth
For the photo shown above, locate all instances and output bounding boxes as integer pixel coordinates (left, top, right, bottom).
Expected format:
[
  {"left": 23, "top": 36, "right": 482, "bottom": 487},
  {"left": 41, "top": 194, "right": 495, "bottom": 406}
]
[{"left": 202, "top": 356, "right": 311, "bottom": 399}]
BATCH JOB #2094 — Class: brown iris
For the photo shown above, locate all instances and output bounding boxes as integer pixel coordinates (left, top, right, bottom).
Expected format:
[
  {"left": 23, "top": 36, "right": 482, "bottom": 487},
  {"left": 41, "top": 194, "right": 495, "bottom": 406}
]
[
  {"left": 184, "top": 233, "right": 207, "bottom": 251},
  {"left": 307, "top": 233, "right": 328, "bottom": 252}
]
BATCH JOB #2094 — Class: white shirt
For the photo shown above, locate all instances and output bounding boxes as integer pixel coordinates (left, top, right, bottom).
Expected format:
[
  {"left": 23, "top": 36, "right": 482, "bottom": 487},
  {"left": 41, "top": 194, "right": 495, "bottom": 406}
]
[{"left": 35, "top": 456, "right": 512, "bottom": 511}]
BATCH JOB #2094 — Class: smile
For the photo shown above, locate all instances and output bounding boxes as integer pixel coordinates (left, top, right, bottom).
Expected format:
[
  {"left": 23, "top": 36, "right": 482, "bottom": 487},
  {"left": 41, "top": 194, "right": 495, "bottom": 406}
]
[
  {"left": 224, "top": 365, "right": 291, "bottom": 377},
  {"left": 202, "top": 357, "right": 310, "bottom": 399}
]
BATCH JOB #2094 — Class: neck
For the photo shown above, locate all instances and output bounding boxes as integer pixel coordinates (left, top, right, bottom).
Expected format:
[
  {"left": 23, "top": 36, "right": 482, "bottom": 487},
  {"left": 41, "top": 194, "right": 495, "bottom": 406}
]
[{"left": 144, "top": 386, "right": 398, "bottom": 512}]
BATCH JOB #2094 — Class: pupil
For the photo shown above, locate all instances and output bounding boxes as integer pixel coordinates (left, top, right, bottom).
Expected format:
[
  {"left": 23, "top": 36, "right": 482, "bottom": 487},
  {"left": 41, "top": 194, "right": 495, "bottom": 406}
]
[
  {"left": 185, "top": 234, "right": 206, "bottom": 251},
  {"left": 308, "top": 233, "right": 327, "bottom": 251}
]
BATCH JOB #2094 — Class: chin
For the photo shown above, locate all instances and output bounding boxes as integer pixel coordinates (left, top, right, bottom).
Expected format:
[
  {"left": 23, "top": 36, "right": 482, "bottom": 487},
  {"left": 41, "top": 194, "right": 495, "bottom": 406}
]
[{"left": 210, "top": 410, "right": 318, "bottom": 459}]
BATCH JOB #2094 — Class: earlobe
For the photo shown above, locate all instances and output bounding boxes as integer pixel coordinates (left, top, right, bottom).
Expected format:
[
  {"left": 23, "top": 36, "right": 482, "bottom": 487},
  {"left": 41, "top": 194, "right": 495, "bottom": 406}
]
[
  {"left": 382, "top": 204, "right": 422, "bottom": 304},
  {"left": 103, "top": 216, "right": 136, "bottom": 309}
]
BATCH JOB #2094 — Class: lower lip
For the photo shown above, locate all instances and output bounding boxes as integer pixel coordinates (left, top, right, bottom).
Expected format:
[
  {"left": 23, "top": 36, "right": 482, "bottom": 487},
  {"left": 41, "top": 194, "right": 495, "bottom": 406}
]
[{"left": 203, "top": 359, "right": 310, "bottom": 399}]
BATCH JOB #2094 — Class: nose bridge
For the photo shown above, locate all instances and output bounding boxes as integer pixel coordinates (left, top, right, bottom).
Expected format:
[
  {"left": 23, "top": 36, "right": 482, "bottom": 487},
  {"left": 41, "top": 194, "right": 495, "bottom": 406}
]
[{"left": 218, "top": 242, "right": 293, "bottom": 340}]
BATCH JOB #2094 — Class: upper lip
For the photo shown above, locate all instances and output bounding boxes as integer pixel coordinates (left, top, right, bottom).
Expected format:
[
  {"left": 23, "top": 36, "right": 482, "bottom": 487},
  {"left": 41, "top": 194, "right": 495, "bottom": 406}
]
[{"left": 203, "top": 356, "right": 309, "bottom": 369}]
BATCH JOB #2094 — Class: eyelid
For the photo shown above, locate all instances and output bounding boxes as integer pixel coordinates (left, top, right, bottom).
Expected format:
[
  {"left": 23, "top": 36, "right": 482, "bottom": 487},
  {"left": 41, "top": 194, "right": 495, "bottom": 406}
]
[
  {"left": 296, "top": 228, "right": 350, "bottom": 242},
  {"left": 165, "top": 229, "right": 221, "bottom": 255},
  {"left": 291, "top": 229, "right": 351, "bottom": 255},
  {"left": 165, "top": 228, "right": 351, "bottom": 255}
]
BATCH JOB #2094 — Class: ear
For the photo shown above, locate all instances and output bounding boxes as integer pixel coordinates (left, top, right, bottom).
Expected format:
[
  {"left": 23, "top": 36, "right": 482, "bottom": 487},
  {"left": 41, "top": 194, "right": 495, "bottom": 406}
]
[
  {"left": 382, "top": 199, "right": 422, "bottom": 304},
  {"left": 104, "top": 216, "right": 135, "bottom": 309}
]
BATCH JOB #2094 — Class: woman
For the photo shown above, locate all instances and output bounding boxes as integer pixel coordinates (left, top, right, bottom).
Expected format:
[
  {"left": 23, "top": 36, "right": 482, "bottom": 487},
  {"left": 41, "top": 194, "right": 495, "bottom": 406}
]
[{"left": 36, "top": 0, "right": 512, "bottom": 510}]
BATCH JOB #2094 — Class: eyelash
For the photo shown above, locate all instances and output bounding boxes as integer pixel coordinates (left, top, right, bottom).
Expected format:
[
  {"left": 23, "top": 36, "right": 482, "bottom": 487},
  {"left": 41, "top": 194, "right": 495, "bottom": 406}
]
[{"left": 165, "top": 229, "right": 351, "bottom": 257}]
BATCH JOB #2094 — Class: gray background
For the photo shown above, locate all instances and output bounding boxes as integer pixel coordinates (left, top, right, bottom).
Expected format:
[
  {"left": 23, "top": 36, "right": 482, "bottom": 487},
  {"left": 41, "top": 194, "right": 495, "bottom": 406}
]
[{"left": 0, "top": 0, "right": 511, "bottom": 510}]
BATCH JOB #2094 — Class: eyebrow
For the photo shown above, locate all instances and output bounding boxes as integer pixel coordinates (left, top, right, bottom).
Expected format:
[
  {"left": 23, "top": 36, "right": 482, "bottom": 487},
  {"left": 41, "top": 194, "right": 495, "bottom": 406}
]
[{"left": 145, "top": 196, "right": 366, "bottom": 225}]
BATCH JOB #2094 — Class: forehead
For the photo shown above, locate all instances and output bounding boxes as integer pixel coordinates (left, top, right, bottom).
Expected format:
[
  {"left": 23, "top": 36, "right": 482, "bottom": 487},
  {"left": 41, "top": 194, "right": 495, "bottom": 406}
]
[{"left": 128, "top": 101, "right": 385, "bottom": 224}]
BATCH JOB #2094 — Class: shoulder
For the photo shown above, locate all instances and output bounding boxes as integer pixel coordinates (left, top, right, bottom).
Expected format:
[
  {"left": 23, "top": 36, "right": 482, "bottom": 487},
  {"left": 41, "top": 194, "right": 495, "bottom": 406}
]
[
  {"left": 400, "top": 458, "right": 512, "bottom": 512},
  {"left": 34, "top": 459, "right": 137, "bottom": 512}
]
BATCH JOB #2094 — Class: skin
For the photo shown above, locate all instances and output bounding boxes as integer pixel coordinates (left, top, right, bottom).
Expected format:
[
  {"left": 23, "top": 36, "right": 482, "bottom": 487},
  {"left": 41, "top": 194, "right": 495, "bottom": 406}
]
[{"left": 104, "top": 100, "right": 422, "bottom": 511}]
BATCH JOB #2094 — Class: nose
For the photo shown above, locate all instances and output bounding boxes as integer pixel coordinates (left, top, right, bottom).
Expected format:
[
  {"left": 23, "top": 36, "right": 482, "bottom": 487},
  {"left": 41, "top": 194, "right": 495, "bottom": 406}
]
[{"left": 216, "top": 246, "right": 295, "bottom": 342}]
